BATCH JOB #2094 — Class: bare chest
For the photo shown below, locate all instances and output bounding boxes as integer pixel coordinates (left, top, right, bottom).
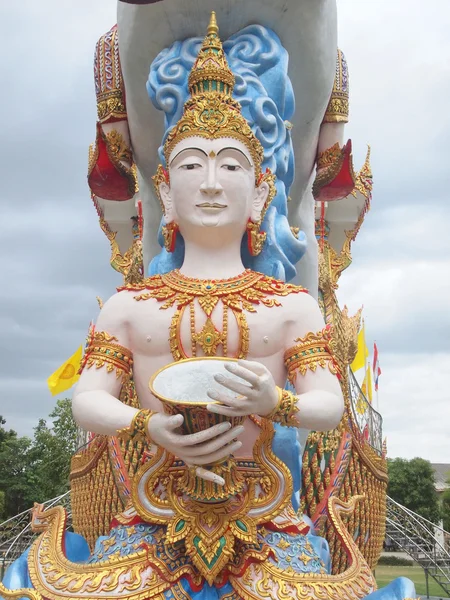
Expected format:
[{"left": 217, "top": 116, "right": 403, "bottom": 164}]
[{"left": 127, "top": 296, "right": 290, "bottom": 362}]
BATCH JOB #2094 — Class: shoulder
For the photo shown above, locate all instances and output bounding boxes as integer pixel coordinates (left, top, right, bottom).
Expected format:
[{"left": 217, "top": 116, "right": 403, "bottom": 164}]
[
  {"left": 96, "top": 285, "right": 146, "bottom": 329},
  {"left": 116, "top": 274, "right": 164, "bottom": 294},
  {"left": 274, "top": 284, "right": 325, "bottom": 341}
]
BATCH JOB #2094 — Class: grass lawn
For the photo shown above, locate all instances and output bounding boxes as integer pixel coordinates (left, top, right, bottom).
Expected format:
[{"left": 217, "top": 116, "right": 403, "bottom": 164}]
[{"left": 375, "top": 565, "right": 449, "bottom": 598}]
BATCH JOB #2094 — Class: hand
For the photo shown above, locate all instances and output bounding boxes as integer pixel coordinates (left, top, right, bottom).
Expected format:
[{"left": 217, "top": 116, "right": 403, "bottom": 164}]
[
  {"left": 207, "top": 359, "right": 279, "bottom": 418},
  {"left": 148, "top": 412, "right": 244, "bottom": 486}
]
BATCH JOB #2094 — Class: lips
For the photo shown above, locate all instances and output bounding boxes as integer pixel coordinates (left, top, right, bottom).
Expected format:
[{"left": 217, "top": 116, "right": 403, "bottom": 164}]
[{"left": 196, "top": 202, "right": 227, "bottom": 209}]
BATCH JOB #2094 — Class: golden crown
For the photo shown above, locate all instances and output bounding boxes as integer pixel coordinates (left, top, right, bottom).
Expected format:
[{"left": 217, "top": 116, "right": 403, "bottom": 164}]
[{"left": 163, "top": 12, "right": 265, "bottom": 175}]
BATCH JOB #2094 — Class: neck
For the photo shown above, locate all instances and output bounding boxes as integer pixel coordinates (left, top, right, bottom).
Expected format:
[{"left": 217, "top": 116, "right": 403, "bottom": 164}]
[{"left": 180, "top": 238, "right": 246, "bottom": 280}]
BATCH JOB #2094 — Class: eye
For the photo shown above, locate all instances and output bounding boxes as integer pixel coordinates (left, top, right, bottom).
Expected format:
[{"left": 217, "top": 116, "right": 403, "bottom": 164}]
[
  {"left": 222, "top": 164, "right": 241, "bottom": 172},
  {"left": 180, "top": 163, "right": 201, "bottom": 170}
]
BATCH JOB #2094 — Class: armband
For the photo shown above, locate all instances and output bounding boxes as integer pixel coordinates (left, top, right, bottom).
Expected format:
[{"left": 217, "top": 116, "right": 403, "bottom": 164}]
[
  {"left": 80, "top": 329, "right": 133, "bottom": 382},
  {"left": 266, "top": 388, "right": 300, "bottom": 428},
  {"left": 117, "top": 409, "right": 156, "bottom": 443},
  {"left": 284, "top": 325, "right": 339, "bottom": 385}
]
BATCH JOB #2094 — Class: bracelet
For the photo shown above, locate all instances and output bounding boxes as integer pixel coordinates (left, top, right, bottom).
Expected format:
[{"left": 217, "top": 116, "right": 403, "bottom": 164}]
[
  {"left": 117, "top": 409, "right": 156, "bottom": 443},
  {"left": 80, "top": 329, "right": 133, "bottom": 382},
  {"left": 284, "top": 326, "right": 339, "bottom": 385},
  {"left": 266, "top": 387, "right": 300, "bottom": 428}
]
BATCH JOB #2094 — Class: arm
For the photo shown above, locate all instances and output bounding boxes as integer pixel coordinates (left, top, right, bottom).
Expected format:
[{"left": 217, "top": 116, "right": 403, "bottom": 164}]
[
  {"left": 207, "top": 292, "right": 344, "bottom": 432},
  {"left": 283, "top": 292, "right": 343, "bottom": 431},
  {"left": 72, "top": 291, "right": 138, "bottom": 435},
  {"left": 73, "top": 291, "right": 243, "bottom": 485}
]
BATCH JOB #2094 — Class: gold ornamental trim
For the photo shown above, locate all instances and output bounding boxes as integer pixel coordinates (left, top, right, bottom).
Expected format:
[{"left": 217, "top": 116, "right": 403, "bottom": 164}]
[
  {"left": 323, "top": 49, "right": 349, "bottom": 124},
  {"left": 80, "top": 330, "right": 133, "bottom": 382},
  {"left": 0, "top": 584, "right": 42, "bottom": 600},
  {"left": 267, "top": 388, "right": 300, "bottom": 428},
  {"left": 284, "top": 326, "right": 339, "bottom": 384},
  {"left": 131, "top": 418, "right": 293, "bottom": 584},
  {"left": 163, "top": 13, "right": 264, "bottom": 176},
  {"left": 229, "top": 496, "right": 376, "bottom": 600},
  {"left": 119, "top": 269, "right": 305, "bottom": 362}
]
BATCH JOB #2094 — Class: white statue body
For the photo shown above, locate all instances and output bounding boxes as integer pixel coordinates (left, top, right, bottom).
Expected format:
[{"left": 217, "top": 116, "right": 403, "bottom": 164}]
[{"left": 73, "top": 135, "right": 343, "bottom": 483}]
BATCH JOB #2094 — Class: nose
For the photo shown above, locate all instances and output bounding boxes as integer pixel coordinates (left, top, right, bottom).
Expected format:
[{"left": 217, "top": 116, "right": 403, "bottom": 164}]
[{"left": 200, "top": 161, "right": 223, "bottom": 196}]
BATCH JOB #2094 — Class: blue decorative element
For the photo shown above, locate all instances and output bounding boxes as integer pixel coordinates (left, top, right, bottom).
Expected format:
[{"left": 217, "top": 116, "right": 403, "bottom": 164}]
[
  {"left": 364, "top": 577, "right": 417, "bottom": 599},
  {"left": 1, "top": 524, "right": 416, "bottom": 600},
  {"left": 272, "top": 422, "right": 302, "bottom": 511},
  {"left": 88, "top": 523, "right": 162, "bottom": 563},
  {"left": 147, "top": 25, "right": 307, "bottom": 282},
  {"left": 261, "top": 529, "right": 328, "bottom": 574}
]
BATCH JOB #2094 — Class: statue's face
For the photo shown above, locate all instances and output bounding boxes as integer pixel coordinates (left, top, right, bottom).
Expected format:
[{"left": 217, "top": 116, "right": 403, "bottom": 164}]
[{"left": 159, "top": 137, "right": 268, "bottom": 238}]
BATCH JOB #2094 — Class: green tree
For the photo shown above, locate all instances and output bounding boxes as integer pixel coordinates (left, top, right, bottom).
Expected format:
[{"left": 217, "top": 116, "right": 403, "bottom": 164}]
[
  {"left": 0, "top": 416, "right": 16, "bottom": 446},
  {"left": 388, "top": 457, "right": 441, "bottom": 524},
  {"left": 0, "top": 400, "right": 78, "bottom": 520},
  {"left": 29, "top": 399, "right": 78, "bottom": 501},
  {"left": 0, "top": 432, "right": 35, "bottom": 517},
  {"left": 442, "top": 476, "right": 450, "bottom": 532}
]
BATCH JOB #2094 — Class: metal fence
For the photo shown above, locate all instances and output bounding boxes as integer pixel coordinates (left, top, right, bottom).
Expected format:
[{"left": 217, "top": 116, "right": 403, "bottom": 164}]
[
  {"left": 0, "top": 492, "right": 72, "bottom": 579},
  {"left": 348, "top": 368, "right": 383, "bottom": 455}
]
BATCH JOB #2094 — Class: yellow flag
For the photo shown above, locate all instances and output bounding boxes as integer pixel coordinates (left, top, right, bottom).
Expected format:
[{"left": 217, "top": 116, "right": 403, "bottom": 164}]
[
  {"left": 351, "top": 324, "right": 369, "bottom": 372},
  {"left": 47, "top": 346, "right": 83, "bottom": 397},
  {"left": 366, "top": 364, "right": 373, "bottom": 403},
  {"left": 360, "top": 366, "right": 373, "bottom": 404}
]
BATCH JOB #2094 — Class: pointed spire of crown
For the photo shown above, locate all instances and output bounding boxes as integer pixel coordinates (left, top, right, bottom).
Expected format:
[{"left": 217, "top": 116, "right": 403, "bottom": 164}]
[
  {"left": 188, "top": 11, "right": 235, "bottom": 97},
  {"left": 207, "top": 11, "right": 219, "bottom": 36}
]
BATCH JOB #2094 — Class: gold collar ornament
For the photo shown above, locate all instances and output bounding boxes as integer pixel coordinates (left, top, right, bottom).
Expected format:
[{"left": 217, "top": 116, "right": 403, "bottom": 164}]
[{"left": 119, "top": 269, "right": 306, "bottom": 361}]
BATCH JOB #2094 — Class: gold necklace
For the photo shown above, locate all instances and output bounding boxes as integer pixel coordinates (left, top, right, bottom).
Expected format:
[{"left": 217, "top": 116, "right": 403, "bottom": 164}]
[{"left": 119, "top": 269, "right": 305, "bottom": 361}]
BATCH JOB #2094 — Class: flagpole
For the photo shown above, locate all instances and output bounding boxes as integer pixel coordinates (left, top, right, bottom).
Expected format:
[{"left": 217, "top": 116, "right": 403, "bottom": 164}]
[{"left": 374, "top": 340, "right": 380, "bottom": 413}]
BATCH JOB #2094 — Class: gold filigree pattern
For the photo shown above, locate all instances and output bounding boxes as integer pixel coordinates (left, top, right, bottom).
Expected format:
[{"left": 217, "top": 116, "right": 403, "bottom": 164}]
[
  {"left": 323, "top": 49, "right": 349, "bottom": 124},
  {"left": 163, "top": 14, "right": 264, "bottom": 176},
  {"left": 105, "top": 129, "right": 132, "bottom": 163},
  {"left": 267, "top": 388, "right": 300, "bottom": 428},
  {"left": 88, "top": 125, "right": 138, "bottom": 199},
  {"left": 97, "top": 93, "right": 127, "bottom": 123},
  {"left": 316, "top": 142, "right": 343, "bottom": 170},
  {"left": 26, "top": 504, "right": 181, "bottom": 600},
  {"left": 131, "top": 419, "right": 294, "bottom": 584},
  {"left": 80, "top": 330, "right": 133, "bottom": 381},
  {"left": 117, "top": 409, "right": 156, "bottom": 444},
  {"left": 301, "top": 209, "right": 387, "bottom": 572},
  {"left": 230, "top": 497, "right": 376, "bottom": 600},
  {"left": 21, "top": 494, "right": 377, "bottom": 600},
  {"left": 246, "top": 220, "right": 267, "bottom": 256},
  {"left": 118, "top": 269, "right": 305, "bottom": 362},
  {"left": 94, "top": 26, "right": 127, "bottom": 123},
  {"left": 92, "top": 197, "right": 143, "bottom": 285},
  {"left": 0, "top": 584, "right": 42, "bottom": 600},
  {"left": 192, "top": 317, "right": 225, "bottom": 355},
  {"left": 284, "top": 326, "right": 339, "bottom": 384},
  {"left": 177, "top": 459, "right": 246, "bottom": 502},
  {"left": 313, "top": 141, "right": 355, "bottom": 200}
]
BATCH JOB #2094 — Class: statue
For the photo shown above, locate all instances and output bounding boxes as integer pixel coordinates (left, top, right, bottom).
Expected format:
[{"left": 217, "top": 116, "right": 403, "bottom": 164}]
[{"left": 0, "top": 5, "right": 417, "bottom": 600}]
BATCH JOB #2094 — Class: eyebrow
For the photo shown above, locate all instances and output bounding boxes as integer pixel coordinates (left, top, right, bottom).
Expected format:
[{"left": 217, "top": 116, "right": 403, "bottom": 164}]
[
  {"left": 217, "top": 147, "right": 252, "bottom": 167},
  {"left": 169, "top": 147, "right": 208, "bottom": 165}
]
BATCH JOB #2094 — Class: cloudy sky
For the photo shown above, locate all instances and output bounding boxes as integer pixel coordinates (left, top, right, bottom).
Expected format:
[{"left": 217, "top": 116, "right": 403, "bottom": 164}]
[{"left": 0, "top": 0, "right": 449, "bottom": 463}]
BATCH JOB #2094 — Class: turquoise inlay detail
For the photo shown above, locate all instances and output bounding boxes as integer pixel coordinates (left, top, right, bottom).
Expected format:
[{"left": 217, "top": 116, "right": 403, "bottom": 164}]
[
  {"left": 236, "top": 520, "right": 248, "bottom": 532},
  {"left": 175, "top": 520, "right": 186, "bottom": 532}
]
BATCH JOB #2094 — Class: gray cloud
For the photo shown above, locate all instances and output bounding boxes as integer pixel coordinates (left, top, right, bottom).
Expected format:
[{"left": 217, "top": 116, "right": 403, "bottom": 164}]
[{"left": 0, "top": 0, "right": 449, "bottom": 464}]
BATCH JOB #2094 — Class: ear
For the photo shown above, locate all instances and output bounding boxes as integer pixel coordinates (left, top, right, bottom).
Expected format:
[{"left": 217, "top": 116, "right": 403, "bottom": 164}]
[
  {"left": 159, "top": 181, "right": 176, "bottom": 223},
  {"left": 250, "top": 180, "right": 270, "bottom": 223}
]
